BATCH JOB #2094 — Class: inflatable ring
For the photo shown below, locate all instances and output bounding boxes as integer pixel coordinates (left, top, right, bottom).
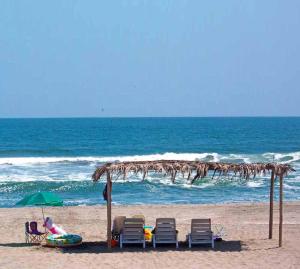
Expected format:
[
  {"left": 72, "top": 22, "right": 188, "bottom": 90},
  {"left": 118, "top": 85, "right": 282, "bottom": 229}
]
[{"left": 46, "top": 234, "right": 82, "bottom": 247}]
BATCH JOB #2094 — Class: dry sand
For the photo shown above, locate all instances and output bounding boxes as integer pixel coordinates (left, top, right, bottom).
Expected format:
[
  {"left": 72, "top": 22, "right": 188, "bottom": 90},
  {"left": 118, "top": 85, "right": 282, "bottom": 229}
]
[{"left": 0, "top": 202, "right": 300, "bottom": 269}]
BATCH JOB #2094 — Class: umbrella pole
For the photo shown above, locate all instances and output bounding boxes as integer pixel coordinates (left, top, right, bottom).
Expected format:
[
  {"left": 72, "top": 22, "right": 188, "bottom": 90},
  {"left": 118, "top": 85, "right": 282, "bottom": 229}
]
[
  {"left": 42, "top": 207, "right": 45, "bottom": 222},
  {"left": 42, "top": 207, "right": 46, "bottom": 233}
]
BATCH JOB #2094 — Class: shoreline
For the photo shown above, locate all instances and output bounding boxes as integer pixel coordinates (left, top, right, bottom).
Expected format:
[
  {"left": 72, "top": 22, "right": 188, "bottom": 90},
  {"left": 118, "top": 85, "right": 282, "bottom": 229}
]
[{"left": 3, "top": 199, "right": 300, "bottom": 209}]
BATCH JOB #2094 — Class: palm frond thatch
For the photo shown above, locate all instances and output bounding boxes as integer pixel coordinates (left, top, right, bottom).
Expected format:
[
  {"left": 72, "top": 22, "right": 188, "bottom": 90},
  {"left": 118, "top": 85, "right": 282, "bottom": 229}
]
[{"left": 92, "top": 160, "right": 294, "bottom": 183}]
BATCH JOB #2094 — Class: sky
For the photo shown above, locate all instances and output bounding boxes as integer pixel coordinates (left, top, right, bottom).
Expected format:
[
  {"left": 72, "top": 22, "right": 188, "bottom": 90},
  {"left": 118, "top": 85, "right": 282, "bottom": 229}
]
[{"left": 0, "top": 0, "right": 300, "bottom": 117}]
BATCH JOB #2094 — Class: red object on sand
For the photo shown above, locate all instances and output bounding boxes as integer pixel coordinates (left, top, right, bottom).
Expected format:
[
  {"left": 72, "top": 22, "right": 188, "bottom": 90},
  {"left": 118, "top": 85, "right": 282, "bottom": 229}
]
[{"left": 111, "top": 239, "right": 118, "bottom": 247}]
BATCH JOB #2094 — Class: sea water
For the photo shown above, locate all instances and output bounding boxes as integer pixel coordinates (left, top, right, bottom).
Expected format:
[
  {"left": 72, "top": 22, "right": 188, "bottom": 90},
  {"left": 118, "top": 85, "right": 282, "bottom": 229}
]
[{"left": 0, "top": 117, "right": 299, "bottom": 207}]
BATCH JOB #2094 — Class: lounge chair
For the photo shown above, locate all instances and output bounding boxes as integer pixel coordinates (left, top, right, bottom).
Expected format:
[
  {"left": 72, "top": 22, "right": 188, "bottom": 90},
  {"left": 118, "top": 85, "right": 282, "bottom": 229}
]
[
  {"left": 25, "top": 221, "right": 47, "bottom": 243},
  {"left": 187, "top": 219, "right": 214, "bottom": 248},
  {"left": 152, "top": 218, "right": 178, "bottom": 248},
  {"left": 120, "top": 218, "right": 145, "bottom": 248},
  {"left": 112, "top": 216, "right": 126, "bottom": 240}
]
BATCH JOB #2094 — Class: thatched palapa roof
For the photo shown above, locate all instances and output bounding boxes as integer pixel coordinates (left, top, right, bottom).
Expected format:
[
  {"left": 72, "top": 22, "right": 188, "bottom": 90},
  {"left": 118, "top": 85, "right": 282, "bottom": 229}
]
[{"left": 92, "top": 160, "right": 294, "bottom": 183}]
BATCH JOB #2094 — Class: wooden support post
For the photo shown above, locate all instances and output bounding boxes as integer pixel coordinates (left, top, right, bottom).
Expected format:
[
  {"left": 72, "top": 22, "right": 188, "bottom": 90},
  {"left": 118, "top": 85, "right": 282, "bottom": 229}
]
[
  {"left": 269, "top": 170, "right": 275, "bottom": 239},
  {"left": 279, "top": 174, "right": 283, "bottom": 247},
  {"left": 107, "top": 172, "right": 112, "bottom": 249}
]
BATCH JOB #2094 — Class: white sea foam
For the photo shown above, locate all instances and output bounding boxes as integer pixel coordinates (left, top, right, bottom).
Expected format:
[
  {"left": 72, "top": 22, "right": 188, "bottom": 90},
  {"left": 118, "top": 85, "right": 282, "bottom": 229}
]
[
  {"left": 1, "top": 151, "right": 299, "bottom": 166},
  {"left": 220, "top": 154, "right": 251, "bottom": 163},
  {"left": 247, "top": 181, "right": 263, "bottom": 188},
  {"left": 184, "top": 182, "right": 215, "bottom": 189},
  {"left": 284, "top": 183, "right": 300, "bottom": 190},
  {"left": 0, "top": 152, "right": 299, "bottom": 185},
  {"left": 0, "top": 174, "right": 55, "bottom": 182},
  {"left": 262, "top": 152, "right": 300, "bottom": 163},
  {"left": 0, "top": 152, "right": 221, "bottom": 166},
  {"left": 64, "top": 173, "right": 91, "bottom": 181},
  {"left": 0, "top": 156, "right": 100, "bottom": 166}
]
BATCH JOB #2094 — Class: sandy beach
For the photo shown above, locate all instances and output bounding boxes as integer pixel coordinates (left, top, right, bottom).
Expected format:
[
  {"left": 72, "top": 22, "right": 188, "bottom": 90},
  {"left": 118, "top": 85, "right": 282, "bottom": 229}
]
[{"left": 0, "top": 202, "right": 299, "bottom": 269}]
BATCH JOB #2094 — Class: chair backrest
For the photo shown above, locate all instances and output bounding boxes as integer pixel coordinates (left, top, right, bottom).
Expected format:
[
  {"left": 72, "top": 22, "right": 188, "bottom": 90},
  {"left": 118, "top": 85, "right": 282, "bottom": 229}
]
[
  {"left": 122, "top": 218, "right": 144, "bottom": 239},
  {"left": 132, "top": 214, "right": 145, "bottom": 222},
  {"left": 191, "top": 219, "right": 212, "bottom": 234},
  {"left": 155, "top": 218, "right": 176, "bottom": 234},
  {"left": 112, "top": 216, "right": 126, "bottom": 235},
  {"left": 25, "top": 222, "right": 30, "bottom": 233},
  {"left": 30, "top": 221, "right": 38, "bottom": 233}
]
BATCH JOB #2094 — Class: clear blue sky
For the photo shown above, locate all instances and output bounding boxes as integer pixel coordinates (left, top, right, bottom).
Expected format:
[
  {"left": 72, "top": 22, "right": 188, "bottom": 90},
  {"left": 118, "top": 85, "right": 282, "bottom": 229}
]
[{"left": 0, "top": 0, "right": 299, "bottom": 117}]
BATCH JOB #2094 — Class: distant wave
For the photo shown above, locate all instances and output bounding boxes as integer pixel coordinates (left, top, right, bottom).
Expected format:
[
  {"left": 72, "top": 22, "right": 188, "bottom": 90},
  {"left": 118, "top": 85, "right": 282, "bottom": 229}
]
[
  {"left": 0, "top": 151, "right": 300, "bottom": 166},
  {"left": 0, "top": 173, "right": 90, "bottom": 183},
  {"left": 0, "top": 149, "right": 72, "bottom": 155}
]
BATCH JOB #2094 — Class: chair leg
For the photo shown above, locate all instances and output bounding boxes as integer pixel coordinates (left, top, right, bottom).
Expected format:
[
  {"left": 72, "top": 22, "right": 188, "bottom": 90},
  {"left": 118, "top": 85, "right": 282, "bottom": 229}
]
[
  {"left": 35, "top": 236, "right": 40, "bottom": 243},
  {"left": 153, "top": 236, "right": 156, "bottom": 248},
  {"left": 28, "top": 235, "right": 34, "bottom": 243},
  {"left": 176, "top": 241, "right": 179, "bottom": 248},
  {"left": 143, "top": 239, "right": 145, "bottom": 249},
  {"left": 120, "top": 234, "right": 123, "bottom": 248},
  {"left": 188, "top": 235, "right": 191, "bottom": 248},
  {"left": 41, "top": 234, "right": 47, "bottom": 242},
  {"left": 33, "top": 235, "right": 39, "bottom": 243},
  {"left": 212, "top": 237, "right": 214, "bottom": 249}
]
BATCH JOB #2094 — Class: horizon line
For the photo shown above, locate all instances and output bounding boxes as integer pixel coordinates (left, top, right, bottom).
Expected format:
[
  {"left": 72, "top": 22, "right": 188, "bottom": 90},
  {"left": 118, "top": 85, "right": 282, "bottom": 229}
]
[{"left": 1, "top": 115, "right": 300, "bottom": 119}]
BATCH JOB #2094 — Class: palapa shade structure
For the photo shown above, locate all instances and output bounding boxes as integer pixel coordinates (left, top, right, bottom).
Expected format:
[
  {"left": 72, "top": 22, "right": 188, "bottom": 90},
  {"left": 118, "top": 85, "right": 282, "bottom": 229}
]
[{"left": 92, "top": 160, "right": 294, "bottom": 249}]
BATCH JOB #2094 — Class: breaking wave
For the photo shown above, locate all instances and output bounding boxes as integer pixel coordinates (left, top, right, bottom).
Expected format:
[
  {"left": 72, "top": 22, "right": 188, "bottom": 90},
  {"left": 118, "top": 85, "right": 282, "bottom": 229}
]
[
  {"left": 1, "top": 151, "right": 300, "bottom": 166},
  {"left": 1, "top": 151, "right": 299, "bottom": 207}
]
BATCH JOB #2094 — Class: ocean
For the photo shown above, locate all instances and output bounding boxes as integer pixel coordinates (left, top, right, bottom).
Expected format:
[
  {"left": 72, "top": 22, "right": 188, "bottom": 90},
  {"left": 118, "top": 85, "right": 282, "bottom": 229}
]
[{"left": 0, "top": 117, "right": 299, "bottom": 207}]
